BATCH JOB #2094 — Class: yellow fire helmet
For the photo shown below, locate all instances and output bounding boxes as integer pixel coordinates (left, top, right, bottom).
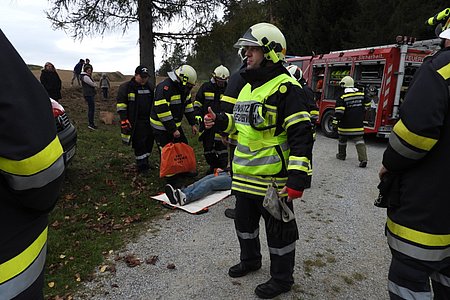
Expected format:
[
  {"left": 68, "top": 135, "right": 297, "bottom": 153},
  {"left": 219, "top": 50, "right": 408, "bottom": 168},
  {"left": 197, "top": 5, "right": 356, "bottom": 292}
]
[{"left": 234, "top": 22, "right": 287, "bottom": 63}]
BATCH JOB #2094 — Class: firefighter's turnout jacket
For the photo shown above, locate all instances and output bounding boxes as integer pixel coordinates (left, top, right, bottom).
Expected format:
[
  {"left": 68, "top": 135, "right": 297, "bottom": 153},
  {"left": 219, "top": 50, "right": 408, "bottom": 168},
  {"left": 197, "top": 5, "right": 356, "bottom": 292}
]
[
  {"left": 194, "top": 79, "right": 228, "bottom": 169},
  {"left": 151, "top": 77, "right": 196, "bottom": 135},
  {"left": 221, "top": 67, "right": 247, "bottom": 146},
  {"left": 0, "top": 29, "right": 65, "bottom": 299},
  {"left": 116, "top": 78, "right": 154, "bottom": 142},
  {"left": 216, "top": 64, "right": 313, "bottom": 196},
  {"left": 382, "top": 47, "right": 450, "bottom": 264},
  {"left": 334, "top": 87, "right": 370, "bottom": 136}
]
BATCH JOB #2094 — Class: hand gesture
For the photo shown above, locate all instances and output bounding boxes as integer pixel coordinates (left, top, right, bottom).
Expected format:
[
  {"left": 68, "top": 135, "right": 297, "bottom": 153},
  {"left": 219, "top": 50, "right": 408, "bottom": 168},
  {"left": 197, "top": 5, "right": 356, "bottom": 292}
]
[{"left": 204, "top": 107, "right": 216, "bottom": 129}]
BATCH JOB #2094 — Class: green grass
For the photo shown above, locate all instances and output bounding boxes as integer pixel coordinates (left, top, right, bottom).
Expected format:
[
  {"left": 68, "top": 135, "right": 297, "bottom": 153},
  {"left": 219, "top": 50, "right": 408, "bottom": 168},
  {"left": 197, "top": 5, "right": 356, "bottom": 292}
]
[{"left": 44, "top": 86, "right": 208, "bottom": 299}]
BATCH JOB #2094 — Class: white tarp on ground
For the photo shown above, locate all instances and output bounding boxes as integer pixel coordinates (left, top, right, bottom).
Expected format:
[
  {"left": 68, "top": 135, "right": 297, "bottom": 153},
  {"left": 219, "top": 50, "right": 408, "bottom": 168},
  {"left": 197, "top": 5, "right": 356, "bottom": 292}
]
[{"left": 150, "top": 190, "right": 231, "bottom": 214}]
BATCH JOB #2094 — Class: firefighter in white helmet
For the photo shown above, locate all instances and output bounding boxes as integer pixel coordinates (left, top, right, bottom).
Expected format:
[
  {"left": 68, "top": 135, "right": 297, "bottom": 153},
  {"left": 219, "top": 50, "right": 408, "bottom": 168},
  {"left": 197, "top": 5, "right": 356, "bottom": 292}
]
[
  {"left": 204, "top": 22, "right": 313, "bottom": 299},
  {"left": 333, "top": 75, "right": 370, "bottom": 167},
  {"left": 150, "top": 65, "right": 199, "bottom": 179},
  {"left": 194, "top": 65, "right": 230, "bottom": 173},
  {"left": 286, "top": 65, "right": 319, "bottom": 140},
  {"left": 378, "top": 8, "right": 450, "bottom": 299}
]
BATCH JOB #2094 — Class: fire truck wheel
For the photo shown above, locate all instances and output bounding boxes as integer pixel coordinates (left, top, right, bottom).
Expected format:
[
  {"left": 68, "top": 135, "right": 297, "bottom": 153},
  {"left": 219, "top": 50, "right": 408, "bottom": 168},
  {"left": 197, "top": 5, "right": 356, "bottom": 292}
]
[{"left": 321, "top": 110, "right": 338, "bottom": 139}]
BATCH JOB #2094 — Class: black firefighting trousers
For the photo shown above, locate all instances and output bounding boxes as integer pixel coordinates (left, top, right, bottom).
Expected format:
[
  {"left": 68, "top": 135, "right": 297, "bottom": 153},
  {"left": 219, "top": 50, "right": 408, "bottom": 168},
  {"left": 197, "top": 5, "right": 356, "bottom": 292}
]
[
  {"left": 234, "top": 193, "right": 298, "bottom": 288},
  {"left": 201, "top": 128, "right": 228, "bottom": 171},
  {"left": 388, "top": 249, "right": 450, "bottom": 299},
  {"left": 132, "top": 121, "right": 154, "bottom": 172}
]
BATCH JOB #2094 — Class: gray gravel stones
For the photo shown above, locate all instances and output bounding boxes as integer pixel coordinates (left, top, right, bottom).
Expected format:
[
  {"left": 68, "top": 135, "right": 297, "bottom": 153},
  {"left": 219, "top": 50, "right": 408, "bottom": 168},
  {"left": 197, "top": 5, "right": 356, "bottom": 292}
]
[{"left": 78, "top": 132, "right": 390, "bottom": 300}]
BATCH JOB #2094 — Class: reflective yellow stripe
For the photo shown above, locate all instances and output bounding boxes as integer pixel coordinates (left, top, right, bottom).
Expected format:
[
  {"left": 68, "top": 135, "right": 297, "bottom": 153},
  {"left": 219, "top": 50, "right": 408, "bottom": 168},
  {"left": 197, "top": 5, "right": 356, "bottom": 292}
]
[
  {"left": 0, "top": 227, "right": 47, "bottom": 284},
  {"left": 0, "top": 137, "right": 63, "bottom": 176},
  {"left": 170, "top": 95, "right": 181, "bottom": 101},
  {"left": 158, "top": 111, "right": 172, "bottom": 118},
  {"left": 224, "top": 113, "right": 235, "bottom": 134},
  {"left": 116, "top": 103, "right": 127, "bottom": 109},
  {"left": 338, "top": 127, "right": 364, "bottom": 132},
  {"left": 221, "top": 95, "right": 236, "bottom": 105},
  {"left": 387, "top": 218, "right": 450, "bottom": 247},
  {"left": 154, "top": 99, "right": 168, "bottom": 106},
  {"left": 394, "top": 120, "right": 437, "bottom": 151},
  {"left": 204, "top": 92, "right": 214, "bottom": 97},
  {"left": 437, "top": 63, "right": 450, "bottom": 80}
]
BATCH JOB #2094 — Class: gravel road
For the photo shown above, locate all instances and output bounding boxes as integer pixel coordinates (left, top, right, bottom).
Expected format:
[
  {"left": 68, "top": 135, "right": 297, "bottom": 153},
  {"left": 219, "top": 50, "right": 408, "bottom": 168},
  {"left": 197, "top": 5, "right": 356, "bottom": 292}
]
[{"left": 79, "top": 131, "right": 391, "bottom": 300}]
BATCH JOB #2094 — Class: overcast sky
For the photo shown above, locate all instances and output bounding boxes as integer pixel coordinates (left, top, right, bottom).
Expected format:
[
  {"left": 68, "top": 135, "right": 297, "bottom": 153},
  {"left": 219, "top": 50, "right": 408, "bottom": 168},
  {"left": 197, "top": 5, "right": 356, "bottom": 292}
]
[{"left": 1, "top": 0, "right": 165, "bottom": 75}]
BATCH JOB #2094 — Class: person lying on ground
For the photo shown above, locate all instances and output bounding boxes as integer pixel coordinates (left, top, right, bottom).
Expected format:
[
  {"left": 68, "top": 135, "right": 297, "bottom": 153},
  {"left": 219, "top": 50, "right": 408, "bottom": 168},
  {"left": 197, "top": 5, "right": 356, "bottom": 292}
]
[{"left": 165, "top": 168, "right": 231, "bottom": 206}]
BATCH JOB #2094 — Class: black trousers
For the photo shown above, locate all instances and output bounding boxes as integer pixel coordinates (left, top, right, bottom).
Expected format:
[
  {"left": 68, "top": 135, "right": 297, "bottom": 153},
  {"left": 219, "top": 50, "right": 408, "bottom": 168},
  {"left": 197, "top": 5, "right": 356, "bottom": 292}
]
[
  {"left": 201, "top": 128, "right": 228, "bottom": 170},
  {"left": 132, "top": 121, "right": 154, "bottom": 171},
  {"left": 388, "top": 249, "right": 450, "bottom": 299},
  {"left": 234, "top": 193, "right": 298, "bottom": 288}
]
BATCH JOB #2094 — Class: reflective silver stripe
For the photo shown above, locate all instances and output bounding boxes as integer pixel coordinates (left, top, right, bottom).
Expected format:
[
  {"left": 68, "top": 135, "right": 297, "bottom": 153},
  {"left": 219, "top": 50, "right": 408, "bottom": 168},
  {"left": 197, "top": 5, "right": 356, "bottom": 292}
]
[
  {"left": 3, "top": 156, "right": 64, "bottom": 191},
  {"left": 160, "top": 115, "right": 173, "bottom": 122},
  {"left": 151, "top": 123, "right": 167, "bottom": 131},
  {"left": 236, "top": 141, "right": 289, "bottom": 155},
  {"left": 233, "top": 173, "right": 287, "bottom": 186},
  {"left": 389, "top": 132, "right": 426, "bottom": 160},
  {"left": 234, "top": 155, "right": 280, "bottom": 167},
  {"left": 431, "top": 272, "right": 450, "bottom": 287},
  {"left": 205, "top": 96, "right": 214, "bottom": 100},
  {"left": 171, "top": 99, "right": 182, "bottom": 104},
  {"left": 338, "top": 141, "right": 346, "bottom": 146},
  {"left": 388, "top": 280, "right": 431, "bottom": 300},
  {"left": 284, "top": 112, "right": 310, "bottom": 128},
  {"left": 216, "top": 150, "right": 228, "bottom": 155},
  {"left": 137, "top": 89, "right": 151, "bottom": 94},
  {"left": 232, "top": 181, "right": 266, "bottom": 195},
  {"left": 185, "top": 107, "right": 194, "bottom": 113},
  {"left": 269, "top": 242, "right": 296, "bottom": 256},
  {"left": 116, "top": 107, "right": 127, "bottom": 112},
  {"left": 236, "top": 228, "right": 259, "bottom": 240},
  {"left": 338, "top": 130, "right": 364, "bottom": 136},
  {"left": 355, "top": 140, "right": 365, "bottom": 145},
  {"left": 387, "top": 231, "right": 450, "bottom": 261},
  {"left": 0, "top": 244, "right": 47, "bottom": 299},
  {"left": 135, "top": 153, "right": 150, "bottom": 160}
]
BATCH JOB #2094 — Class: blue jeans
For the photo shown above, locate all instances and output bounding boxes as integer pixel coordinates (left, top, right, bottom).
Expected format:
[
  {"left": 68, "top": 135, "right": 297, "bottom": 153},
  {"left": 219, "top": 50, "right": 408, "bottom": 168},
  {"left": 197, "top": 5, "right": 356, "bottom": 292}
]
[
  {"left": 182, "top": 172, "right": 231, "bottom": 204},
  {"left": 84, "top": 96, "right": 95, "bottom": 126}
]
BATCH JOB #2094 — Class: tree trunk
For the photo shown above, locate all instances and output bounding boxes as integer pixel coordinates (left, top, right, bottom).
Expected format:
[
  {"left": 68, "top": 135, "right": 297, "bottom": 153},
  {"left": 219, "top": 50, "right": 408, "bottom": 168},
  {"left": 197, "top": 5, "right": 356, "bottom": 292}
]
[{"left": 138, "top": 0, "right": 155, "bottom": 87}]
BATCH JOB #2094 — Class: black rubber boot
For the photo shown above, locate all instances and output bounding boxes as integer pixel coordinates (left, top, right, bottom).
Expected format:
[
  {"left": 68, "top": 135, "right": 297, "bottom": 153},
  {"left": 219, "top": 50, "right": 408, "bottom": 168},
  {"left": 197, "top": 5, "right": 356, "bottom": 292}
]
[
  {"left": 254, "top": 279, "right": 291, "bottom": 299},
  {"left": 228, "top": 262, "right": 261, "bottom": 278},
  {"left": 224, "top": 208, "right": 236, "bottom": 219}
]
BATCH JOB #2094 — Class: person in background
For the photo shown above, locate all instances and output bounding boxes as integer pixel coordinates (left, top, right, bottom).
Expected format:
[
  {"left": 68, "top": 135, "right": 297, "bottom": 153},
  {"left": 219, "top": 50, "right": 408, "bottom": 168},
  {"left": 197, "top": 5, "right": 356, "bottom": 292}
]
[
  {"left": 116, "top": 65, "right": 155, "bottom": 174},
  {"left": 99, "top": 73, "right": 111, "bottom": 100},
  {"left": 194, "top": 65, "right": 230, "bottom": 174},
  {"left": 40, "top": 61, "right": 62, "bottom": 102},
  {"left": 71, "top": 58, "right": 84, "bottom": 86},
  {"left": 150, "top": 65, "right": 199, "bottom": 179},
  {"left": 0, "top": 29, "right": 65, "bottom": 300},
  {"left": 84, "top": 58, "right": 93, "bottom": 71},
  {"left": 378, "top": 8, "right": 450, "bottom": 299},
  {"left": 333, "top": 75, "right": 370, "bottom": 167},
  {"left": 205, "top": 23, "right": 313, "bottom": 299},
  {"left": 80, "top": 65, "right": 97, "bottom": 130},
  {"left": 165, "top": 168, "right": 231, "bottom": 206},
  {"left": 286, "top": 64, "right": 319, "bottom": 140}
]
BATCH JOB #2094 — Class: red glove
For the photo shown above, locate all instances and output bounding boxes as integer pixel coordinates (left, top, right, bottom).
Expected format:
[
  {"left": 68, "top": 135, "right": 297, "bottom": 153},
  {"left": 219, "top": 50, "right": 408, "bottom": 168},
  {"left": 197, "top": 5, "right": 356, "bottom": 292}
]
[
  {"left": 121, "top": 120, "right": 131, "bottom": 133},
  {"left": 286, "top": 187, "right": 303, "bottom": 199}
]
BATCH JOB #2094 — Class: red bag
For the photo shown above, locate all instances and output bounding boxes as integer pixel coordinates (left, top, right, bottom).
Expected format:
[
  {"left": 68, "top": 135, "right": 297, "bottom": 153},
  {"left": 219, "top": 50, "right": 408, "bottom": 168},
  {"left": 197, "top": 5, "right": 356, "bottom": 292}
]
[{"left": 159, "top": 142, "right": 197, "bottom": 178}]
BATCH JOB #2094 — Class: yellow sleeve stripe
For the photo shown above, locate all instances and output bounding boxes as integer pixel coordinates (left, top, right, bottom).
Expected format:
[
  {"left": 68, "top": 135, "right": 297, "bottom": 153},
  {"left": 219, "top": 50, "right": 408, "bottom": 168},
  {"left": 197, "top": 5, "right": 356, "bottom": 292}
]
[
  {"left": 0, "top": 227, "right": 47, "bottom": 283},
  {"left": 221, "top": 95, "right": 237, "bottom": 105},
  {"left": 154, "top": 99, "right": 169, "bottom": 106},
  {"left": 387, "top": 217, "right": 450, "bottom": 247},
  {"left": 394, "top": 120, "right": 437, "bottom": 151},
  {"left": 437, "top": 63, "right": 450, "bottom": 80},
  {"left": 0, "top": 136, "right": 63, "bottom": 175}
]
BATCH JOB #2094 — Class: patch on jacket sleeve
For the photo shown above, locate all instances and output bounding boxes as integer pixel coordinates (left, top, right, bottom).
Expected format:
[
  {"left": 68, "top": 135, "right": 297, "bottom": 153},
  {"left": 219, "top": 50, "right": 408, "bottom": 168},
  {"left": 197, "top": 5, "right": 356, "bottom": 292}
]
[{"left": 163, "top": 85, "right": 169, "bottom": 91}]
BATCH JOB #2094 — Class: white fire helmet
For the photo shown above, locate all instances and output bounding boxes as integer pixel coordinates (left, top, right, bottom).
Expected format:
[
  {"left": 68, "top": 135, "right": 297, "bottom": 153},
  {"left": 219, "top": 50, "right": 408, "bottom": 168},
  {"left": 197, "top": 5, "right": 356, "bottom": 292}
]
[
  {"left": 339, "top": 76, "right": 354, "bottom": 88},
  {"left": 286, "top": 65, "right": 303, "bottom": 82},
  {"left": 212, "top": 65, "right": 230, "bottom": 81},
  {"left": 173, "top": 65, "right": 197, "bottom": 86}
]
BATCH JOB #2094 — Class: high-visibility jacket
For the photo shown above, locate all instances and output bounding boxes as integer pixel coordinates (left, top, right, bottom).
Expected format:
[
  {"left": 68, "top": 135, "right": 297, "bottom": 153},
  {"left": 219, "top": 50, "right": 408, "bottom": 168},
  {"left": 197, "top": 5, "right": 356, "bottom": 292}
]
[
  {"left": 334, "top": 87, "right": 370, "bottom": 136},
  {"left": 150, "top": 77, "right": 196, "bottom": 133},
  {"left": 216, "top": 64, "right": 313, "bottom": 197},
  {"left": 220, "top": 70, "right": 247, "bottom": 145},
  {"left": 0, "top": 29, "right": 65, "bottom": 299},
  {"left": 382, "top": 47, "right": 450, "bottom": 262}
]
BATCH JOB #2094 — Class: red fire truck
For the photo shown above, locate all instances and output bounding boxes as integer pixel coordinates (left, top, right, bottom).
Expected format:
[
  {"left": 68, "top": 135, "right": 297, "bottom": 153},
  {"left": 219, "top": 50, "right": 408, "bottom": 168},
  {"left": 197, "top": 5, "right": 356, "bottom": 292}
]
[{"left": 287, "top": 37, "right": 441, "bottom": 138}]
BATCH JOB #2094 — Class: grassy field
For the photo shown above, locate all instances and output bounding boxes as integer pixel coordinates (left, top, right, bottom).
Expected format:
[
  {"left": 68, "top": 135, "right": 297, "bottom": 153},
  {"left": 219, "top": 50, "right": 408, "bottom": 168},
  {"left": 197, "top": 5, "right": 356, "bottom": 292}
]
[{"left": 43, "top": 80, "right": 209, "bottom": 299}]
